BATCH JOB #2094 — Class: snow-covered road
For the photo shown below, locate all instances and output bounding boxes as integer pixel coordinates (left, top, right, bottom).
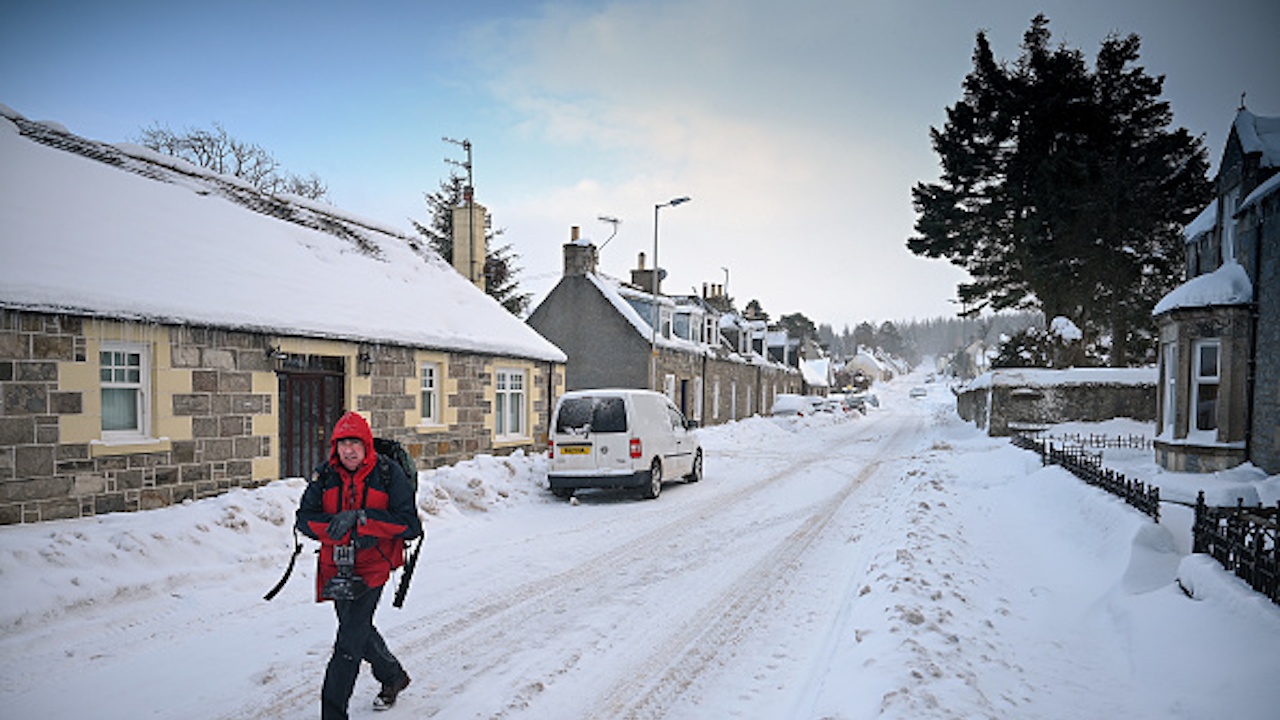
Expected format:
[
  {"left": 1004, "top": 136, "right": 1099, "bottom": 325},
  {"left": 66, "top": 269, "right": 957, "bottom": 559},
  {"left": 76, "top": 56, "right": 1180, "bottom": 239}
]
[{"left": 4, "top": 381, "right": 1278, "bottom": 719}]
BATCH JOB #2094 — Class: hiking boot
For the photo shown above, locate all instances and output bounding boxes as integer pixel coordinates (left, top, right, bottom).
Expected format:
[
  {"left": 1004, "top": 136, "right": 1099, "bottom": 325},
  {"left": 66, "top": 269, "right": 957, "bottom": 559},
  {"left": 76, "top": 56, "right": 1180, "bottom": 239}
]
[{"left": 373, "top": 673, "right": 410, "bottom": 711}]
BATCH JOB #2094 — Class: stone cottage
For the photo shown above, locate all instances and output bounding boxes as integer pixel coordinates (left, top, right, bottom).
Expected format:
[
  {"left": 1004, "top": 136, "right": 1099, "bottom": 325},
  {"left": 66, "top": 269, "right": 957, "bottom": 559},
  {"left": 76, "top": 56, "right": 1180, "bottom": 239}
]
[{"left": 0, "top": 106, "right": 566, "bottom": 524}]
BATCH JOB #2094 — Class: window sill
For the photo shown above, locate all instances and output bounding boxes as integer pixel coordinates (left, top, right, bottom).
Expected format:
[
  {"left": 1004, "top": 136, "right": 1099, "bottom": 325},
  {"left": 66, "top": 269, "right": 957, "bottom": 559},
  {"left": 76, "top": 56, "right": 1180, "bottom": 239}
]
[
  {"left": 493, "top": 435, "right": 532, "bottom": 448},
  {"left": 414, "top": 423, "right": 448, "bottom": 434},
  {"left": 90, "top": 437, "right": 173, "bottom": 457}
]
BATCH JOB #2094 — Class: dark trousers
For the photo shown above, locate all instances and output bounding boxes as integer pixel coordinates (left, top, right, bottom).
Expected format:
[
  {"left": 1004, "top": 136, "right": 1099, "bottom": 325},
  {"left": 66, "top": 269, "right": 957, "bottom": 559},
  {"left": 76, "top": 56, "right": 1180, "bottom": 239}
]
[{"left": 321, "top": 585, "right": 405, "bottom": 720}]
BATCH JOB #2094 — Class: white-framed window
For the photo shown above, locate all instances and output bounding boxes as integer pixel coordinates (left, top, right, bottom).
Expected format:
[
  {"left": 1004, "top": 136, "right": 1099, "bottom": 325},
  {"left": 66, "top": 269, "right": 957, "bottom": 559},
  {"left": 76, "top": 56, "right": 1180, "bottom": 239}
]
[
  {"left": 100, "top": 342, "right": 150, "bottom": 440},
  {"left": 730, "top": 380, "right": 738, "bottom": 420},
  {"left": 704, "top": 317, "right": 718, "bottom": 348},
  {"left": 664, "top": 373, "right": 676, "bottom": 402},
  {"left": 713, "top": 380, "right": 721, "bottom": 420},
  {"left": 746, "top": 385, "right": 754, "bottom": 416},
  {"left": 693, "top": 377, "right": 703, "bottom": 421},
  {"left": 495, "top": 368, "right": 527, "bottom": 439},
  {"left": 1161, "top": 342, "right": 1176, "bottom": 435},
  {"left": 420, "top": 361, "right": 441, "bottom": 425},
  {"left": 1192, "top": 340, "right": 1220, "bottom": 433}
]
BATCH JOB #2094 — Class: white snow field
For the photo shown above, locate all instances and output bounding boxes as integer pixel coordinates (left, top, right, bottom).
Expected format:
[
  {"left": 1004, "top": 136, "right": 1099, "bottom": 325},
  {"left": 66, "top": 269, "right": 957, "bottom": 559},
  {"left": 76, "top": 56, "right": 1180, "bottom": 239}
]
[{"left": 2, "top": 376, "right": 1277, "bottom": 719}]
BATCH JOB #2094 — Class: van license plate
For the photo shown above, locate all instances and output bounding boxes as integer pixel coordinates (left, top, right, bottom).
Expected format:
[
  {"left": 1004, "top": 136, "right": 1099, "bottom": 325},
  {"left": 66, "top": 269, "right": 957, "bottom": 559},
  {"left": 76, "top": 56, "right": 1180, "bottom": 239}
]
[{"left": 560, "top": 446, "right": 590, "bottom": 455}]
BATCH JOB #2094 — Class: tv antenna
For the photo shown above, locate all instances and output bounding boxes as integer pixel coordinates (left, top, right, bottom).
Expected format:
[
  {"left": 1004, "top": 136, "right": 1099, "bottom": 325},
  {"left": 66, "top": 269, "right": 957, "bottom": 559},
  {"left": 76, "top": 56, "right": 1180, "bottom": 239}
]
[
  {"left": 443, "top": 137, "right": 473, "bottom": 203},
  {"left": 598, "top": 215, "right": 621, "bottom": 249}
]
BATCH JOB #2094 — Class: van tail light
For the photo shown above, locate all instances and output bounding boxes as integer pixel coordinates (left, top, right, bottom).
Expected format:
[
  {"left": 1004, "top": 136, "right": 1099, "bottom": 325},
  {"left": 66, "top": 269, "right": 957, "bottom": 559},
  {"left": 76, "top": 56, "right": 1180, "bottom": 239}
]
[
  {"left": 548, "top": 438, "right": 555, "bottom": 453},
  {"left": 629, "top": 437, "right": 642, "bottom": 459}
]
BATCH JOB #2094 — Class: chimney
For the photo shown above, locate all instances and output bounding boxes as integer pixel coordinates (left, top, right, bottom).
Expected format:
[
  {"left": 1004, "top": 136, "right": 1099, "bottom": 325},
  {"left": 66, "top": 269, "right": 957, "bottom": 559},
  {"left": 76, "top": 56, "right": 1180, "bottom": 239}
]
[
  {"left": 631, "top": 251, "right": 660, "bottom": 295},
  {"left": 451, "top": 199, "right": 488, "bottom": 291},
  {"left": 562, "top": 225, "right": 598, "bottom": 276}
]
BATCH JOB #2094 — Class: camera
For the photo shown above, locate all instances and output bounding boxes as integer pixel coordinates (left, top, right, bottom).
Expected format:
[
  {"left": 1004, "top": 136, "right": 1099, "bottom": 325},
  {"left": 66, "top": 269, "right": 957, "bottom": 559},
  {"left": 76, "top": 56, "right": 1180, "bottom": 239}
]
[{"left": 321, "top": 542, "right": 369, "bottom": 601}]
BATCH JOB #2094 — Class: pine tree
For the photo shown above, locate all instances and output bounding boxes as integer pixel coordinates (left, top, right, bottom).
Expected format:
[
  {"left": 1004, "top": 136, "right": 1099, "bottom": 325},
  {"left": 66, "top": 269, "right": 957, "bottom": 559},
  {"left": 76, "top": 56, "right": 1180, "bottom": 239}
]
[
  {"left": 908, "top": 14, "right": 1210, "bottom": 366},
  {"left": 413, "top": 174, "right": 532, "bottom": 316}
]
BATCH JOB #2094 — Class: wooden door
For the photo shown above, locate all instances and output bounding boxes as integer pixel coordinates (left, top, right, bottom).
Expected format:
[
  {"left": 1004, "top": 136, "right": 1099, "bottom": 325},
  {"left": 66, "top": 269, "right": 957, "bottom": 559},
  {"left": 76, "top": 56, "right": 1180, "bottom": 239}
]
[{"left": 278, "top": 357, "right": 345, "bottom": 478}]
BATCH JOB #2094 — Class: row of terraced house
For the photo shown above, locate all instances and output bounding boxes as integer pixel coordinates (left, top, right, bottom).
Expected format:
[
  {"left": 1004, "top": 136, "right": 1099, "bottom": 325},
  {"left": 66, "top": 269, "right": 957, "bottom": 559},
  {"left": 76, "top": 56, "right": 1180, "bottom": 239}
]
[{"left": 0, "top": 105, "right": 806, "bottom": 524}]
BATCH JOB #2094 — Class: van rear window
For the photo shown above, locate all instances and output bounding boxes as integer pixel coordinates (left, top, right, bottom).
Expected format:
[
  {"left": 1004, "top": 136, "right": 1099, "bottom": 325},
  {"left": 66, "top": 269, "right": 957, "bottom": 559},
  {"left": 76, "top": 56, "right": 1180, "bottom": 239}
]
[{"left": 556, "top": 396, "right": 627, "bottom": 433}]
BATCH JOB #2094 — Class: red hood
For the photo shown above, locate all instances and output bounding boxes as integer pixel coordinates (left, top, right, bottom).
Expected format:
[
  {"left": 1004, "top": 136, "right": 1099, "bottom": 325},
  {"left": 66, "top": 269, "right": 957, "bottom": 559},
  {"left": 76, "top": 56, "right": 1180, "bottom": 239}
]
[{"left": 328, "top": 411, "right": 377, "bottom": 468}]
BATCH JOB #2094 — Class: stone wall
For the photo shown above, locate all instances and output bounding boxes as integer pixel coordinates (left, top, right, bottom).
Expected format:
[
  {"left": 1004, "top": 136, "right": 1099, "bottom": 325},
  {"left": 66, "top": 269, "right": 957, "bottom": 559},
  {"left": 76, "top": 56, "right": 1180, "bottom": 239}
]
[
  {"left": 0, "top": 310, "right": 563, "bottom": 524},
  {"left": 364, "top": 345, "right": 558, "bottom": 470},
  {"left": 1243, "top": 187, "right": 1280, "bottom": 475},
  {"left": 0, "top": 311, "right": 274, "bottom": 524},
  {"left": 956, "top": 369, "right": 1157, "bottom": 436}
]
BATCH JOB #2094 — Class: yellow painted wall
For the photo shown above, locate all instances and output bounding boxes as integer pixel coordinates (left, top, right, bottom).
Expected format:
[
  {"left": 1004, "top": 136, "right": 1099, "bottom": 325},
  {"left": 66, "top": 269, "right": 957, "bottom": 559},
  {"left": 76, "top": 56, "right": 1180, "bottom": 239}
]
[
  {"left": 62, "top": 320, "right": 190, "bottom": 452},
  {"left": 409, "top": 350, "right": 456, "bottom": 433}
]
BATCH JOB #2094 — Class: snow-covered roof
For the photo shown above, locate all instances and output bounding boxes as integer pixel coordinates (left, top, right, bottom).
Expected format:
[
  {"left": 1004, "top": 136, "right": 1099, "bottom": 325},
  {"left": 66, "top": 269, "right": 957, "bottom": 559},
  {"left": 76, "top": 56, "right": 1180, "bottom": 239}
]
[
  {"left": 962, "top": 366, "right": 1157, "bottom": 392},
  {"left": 584, "top": 273, "right": 712, "bottom": 357},
  {"left": 1152, "top": 261, "right": 1253, "bottom": 316},
  {"left": 800, "top": 358, "right": 829, "bottom": 387},
  {"left": 1234, "top": 109, "right": 1280, "bottom": 168},
  {"left": 1239, "top": 171, "right": 1280, "bottom": 215},
  {"left": 0, "top": 106, "right": 565, "bottom": 363},
  {"left": 1182, "top": 199, "right": 1217, "bottom": 243},
  {"left": 846, "top": 351, "right": 884, "bottom": 376}
]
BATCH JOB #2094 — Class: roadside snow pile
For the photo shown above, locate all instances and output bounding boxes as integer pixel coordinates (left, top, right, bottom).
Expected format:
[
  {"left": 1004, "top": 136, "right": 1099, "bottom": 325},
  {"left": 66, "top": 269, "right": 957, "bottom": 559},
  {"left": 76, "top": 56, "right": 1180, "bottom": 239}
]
[
  {"left": 418, "top": 450, "right": 550, "bottom": 518},
  {"left": 0, "top": 480, "right": 303, "bottom": 632},
  {"left": 701, "top": 413, "right": 795, "bottom": 450}
]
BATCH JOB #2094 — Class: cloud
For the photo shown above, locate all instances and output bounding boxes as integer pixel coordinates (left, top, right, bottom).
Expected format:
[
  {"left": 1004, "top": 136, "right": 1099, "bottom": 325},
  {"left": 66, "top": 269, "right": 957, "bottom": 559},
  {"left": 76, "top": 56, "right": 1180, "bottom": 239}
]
[{"left": 469, "top": 1, "right": 973, "bottom": 324}]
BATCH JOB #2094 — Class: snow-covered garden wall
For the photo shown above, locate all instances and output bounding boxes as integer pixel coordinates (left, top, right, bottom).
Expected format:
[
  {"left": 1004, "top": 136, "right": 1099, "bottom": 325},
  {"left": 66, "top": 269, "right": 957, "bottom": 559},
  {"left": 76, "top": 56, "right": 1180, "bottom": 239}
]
[{"left": 956, "top": 367, "right": 1157, "bottom": 436}]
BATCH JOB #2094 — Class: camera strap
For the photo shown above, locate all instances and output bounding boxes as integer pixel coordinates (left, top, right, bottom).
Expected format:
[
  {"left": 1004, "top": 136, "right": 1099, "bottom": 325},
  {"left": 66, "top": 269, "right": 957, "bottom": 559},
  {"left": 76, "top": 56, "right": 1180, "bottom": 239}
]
[{"left": 263, "top": 528, "right": 303, "bottom": 601}]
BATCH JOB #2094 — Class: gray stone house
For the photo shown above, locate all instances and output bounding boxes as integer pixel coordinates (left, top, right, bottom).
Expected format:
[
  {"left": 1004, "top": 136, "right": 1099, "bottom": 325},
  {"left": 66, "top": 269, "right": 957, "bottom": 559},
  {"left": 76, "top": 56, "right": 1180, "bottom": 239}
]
[
  {"left": 526, "top": 230, "right": 800, "bottom": 424},
  {"left": 0, "top": 106, "right": 566, "bottom": 524},
  {"left": 1153, "top": 107, "right": 1279, "bottom": 474}
]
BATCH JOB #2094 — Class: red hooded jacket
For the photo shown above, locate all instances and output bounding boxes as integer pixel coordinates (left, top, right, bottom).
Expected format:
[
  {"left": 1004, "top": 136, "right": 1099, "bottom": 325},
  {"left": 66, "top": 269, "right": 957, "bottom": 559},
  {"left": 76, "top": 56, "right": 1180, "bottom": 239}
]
[{"left": 295, "top": 412, "right": 422, "bottom": 601}]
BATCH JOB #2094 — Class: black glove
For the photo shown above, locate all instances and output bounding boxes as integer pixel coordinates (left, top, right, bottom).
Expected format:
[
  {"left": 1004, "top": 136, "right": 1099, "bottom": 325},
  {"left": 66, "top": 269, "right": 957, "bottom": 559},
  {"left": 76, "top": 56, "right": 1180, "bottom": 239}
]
[
  {"left": 325, "top": 510, "right": 364, "bottom": 542},
  {"left": 354, "top": 534, "right": 378, "bottom": 550}
]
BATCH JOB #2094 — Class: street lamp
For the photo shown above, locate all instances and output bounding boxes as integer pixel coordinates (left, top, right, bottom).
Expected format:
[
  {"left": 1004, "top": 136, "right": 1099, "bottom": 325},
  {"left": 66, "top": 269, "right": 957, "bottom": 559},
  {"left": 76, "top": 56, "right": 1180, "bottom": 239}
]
[{"left": 651, "top": 196, "right": 691, "bottom": 391}]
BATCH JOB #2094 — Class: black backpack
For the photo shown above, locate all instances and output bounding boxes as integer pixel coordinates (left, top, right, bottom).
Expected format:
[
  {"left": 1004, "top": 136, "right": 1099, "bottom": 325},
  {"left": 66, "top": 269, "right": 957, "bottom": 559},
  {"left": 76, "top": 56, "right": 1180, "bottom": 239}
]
[
  {"left": 373, "top": 436, "right": 418, "bottom": 495},
  {"left": 371, "top": 437, "right": 424, "bottom": 609}
]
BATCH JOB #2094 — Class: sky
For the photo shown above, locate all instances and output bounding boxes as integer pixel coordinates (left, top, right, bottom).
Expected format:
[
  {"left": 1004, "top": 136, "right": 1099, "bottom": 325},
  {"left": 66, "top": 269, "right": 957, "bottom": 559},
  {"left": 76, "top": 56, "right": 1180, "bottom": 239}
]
[
  {"left": 2, "top": 0, "right": 1276, "bottom": 330},
  {"left": 2, "top": 378, "right": 1278, "bottom": 718}
]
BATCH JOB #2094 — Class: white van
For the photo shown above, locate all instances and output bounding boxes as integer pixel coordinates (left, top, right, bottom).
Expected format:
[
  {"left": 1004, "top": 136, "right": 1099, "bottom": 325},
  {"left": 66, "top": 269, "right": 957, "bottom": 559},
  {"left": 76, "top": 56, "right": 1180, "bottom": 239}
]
[{"left": 548, "top": 389, "right": 702, "bottom": 500}]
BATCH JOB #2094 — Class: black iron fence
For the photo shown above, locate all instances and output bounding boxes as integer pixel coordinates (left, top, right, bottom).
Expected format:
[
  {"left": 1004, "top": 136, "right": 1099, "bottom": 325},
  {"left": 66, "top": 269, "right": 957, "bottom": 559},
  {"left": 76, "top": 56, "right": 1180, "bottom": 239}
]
[
  {"left": 1011, "top": 433, "right": 1161, "bottom": 521},
  {"left": 1193, "top": 494, "right": 1279, "bottom": 605},
  {"left": 1035, "top": 432, "right": 1153, "bottom": 450},
  {"left": 1012, "top": 432, "right": 1280, "bottom": 606}
]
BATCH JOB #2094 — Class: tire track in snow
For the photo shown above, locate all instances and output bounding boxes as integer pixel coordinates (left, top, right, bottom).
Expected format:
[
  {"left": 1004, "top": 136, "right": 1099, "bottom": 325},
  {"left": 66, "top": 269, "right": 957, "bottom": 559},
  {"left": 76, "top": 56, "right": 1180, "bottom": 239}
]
[
  {"left": 248, "top": 416, "right": 909, "bottom": 718},
  {"left": 584, "top": 418, "right": 920, "bottom": 720}
]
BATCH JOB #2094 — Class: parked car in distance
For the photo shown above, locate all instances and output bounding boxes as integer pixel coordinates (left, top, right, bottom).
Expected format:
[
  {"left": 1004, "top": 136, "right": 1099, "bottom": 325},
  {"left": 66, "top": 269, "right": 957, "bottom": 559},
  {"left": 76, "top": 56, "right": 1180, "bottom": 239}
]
[
  {"left": 771, "top": 393, "right": 822, "bottom": 416},
  {"left": 909, "top": 386, "right": 928, "bottom": 399},
  {"left": 547, "top": 389, "right": 702, "bottom": 500},
  {"left": 811, "top": 396, "right": 841, "bottom": 414},
  {"left": 838, "top": 393, "right": 867, "bottom": 414}
]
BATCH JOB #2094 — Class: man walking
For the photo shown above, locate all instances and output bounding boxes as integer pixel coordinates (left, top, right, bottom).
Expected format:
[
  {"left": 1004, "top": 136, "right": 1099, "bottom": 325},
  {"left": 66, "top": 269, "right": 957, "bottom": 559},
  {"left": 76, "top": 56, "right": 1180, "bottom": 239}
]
[{"left": 297, "top": 411, "right": 421, "bottom": 718}]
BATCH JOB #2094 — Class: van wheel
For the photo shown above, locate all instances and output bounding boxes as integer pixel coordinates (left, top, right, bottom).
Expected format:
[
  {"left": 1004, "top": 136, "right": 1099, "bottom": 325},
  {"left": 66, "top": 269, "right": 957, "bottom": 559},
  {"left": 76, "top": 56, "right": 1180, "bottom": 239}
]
[
  {"left": 551, "top": 487, "right": 574, "bottom": 499},
  {"left": 685, "top": 450, "right": 702, "bottom": 483},
  {"left": 641, "top": 459, "right": 662, "bottom": 499}
]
